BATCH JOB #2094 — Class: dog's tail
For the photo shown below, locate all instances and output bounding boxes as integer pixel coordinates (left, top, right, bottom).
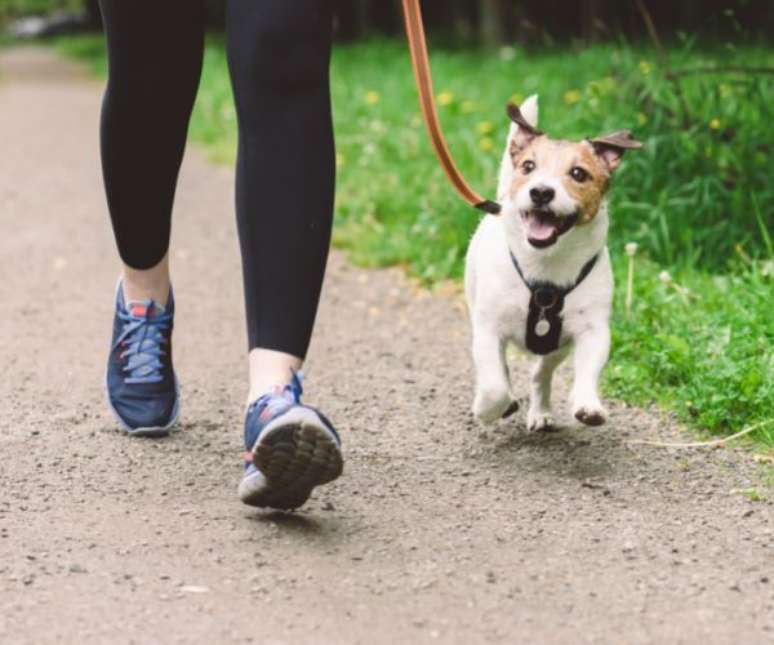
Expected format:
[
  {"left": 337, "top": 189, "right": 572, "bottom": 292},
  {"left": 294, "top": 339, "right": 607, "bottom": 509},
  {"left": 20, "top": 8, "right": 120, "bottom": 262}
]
[{"left": 497, "top": 94, "right": 539, "bottom": 203}]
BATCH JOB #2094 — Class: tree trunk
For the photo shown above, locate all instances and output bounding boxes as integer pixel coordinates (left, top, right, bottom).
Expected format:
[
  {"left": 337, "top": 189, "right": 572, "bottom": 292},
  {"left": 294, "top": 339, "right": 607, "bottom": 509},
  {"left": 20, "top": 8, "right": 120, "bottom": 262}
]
[
  {"left": 368, "top": 0, "right": 400, "bottom": 36},
  {"left": 83, "top": 0, "right": 102, "bottom": 28},
  {"left": 581, "top": 0, "right": 602, "bottom": 43},
  {"left": 335, "top": 0, "right": 367, "bottom": 41},
  {"left": 479, "top": 0, "right": 508, "bottom": 46}
]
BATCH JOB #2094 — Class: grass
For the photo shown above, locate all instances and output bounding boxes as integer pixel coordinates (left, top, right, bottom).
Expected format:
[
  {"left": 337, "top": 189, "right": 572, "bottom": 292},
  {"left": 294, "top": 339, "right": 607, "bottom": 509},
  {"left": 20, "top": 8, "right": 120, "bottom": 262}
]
[
  {"left": 50, "top": 34, "right": 774, "bottom": 448},
  {"left": 610, "top": 257, "right": 773, "bottom": 445}
]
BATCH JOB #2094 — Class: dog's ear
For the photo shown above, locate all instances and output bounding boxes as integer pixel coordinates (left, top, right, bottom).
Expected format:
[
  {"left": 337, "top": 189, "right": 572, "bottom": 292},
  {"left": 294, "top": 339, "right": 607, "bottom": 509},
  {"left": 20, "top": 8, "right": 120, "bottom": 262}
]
[
  {"left": 497, "top": 95, "right": 540, "bottom": 201},
  {"left": 588, "top": 130, "right": 642, "bottom": 173},
  {"left": 517, "top": 94, "right": 539, "bottom": 129},
  {"left": 506, "top": 99, "right": 543, "bottom": 160}
]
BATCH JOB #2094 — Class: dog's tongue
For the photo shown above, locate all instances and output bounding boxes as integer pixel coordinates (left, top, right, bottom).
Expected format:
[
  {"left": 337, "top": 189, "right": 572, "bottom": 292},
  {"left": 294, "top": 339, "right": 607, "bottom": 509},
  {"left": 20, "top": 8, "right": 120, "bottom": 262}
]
[{"left": 526, "top": 214, "right": 557, "bottom": 241}]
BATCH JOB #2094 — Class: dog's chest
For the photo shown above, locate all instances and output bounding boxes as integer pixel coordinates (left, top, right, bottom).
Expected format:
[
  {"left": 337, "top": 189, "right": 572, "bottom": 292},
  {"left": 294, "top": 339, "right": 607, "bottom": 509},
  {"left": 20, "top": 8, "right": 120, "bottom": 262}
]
[
  {"left": 493, "top": 267, "right": 606, "bottom": 353},
  {"left": 499, "top": 288, "right": 568, "bottom": 351},
  {"left": 466, "top": 217, "right": 612, "bottom": 353}
]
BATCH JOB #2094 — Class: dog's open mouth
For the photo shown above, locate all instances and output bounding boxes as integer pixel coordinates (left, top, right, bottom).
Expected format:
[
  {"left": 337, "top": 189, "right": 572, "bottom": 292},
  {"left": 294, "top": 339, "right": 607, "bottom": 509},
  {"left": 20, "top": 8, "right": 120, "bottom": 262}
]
[{"left": 522, "top": 210, "right": 578, "bottom": 248}]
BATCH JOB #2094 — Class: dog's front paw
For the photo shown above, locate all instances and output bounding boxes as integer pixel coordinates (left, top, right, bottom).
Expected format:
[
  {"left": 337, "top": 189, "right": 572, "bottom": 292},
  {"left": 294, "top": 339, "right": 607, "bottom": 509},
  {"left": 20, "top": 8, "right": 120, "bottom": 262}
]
[
  {"left": 527, "top": 408, "right": 555, "bottom": 433},
  {"left": 573, "top": 404, "right": 608, "bottom": 427},
  {"left": 473, "top": 389, "right": 513, "bottom": 424}
]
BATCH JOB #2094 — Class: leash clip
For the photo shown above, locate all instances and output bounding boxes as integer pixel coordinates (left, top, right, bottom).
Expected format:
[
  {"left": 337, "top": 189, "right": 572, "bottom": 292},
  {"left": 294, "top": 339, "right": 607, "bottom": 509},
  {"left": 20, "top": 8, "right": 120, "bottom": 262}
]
[{"left": 475, "top": 200, "right": 502, "bottom": 215}]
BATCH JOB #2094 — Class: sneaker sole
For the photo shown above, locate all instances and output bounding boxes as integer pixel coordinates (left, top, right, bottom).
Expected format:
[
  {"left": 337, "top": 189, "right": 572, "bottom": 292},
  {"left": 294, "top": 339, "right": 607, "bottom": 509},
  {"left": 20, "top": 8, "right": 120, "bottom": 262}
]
[
  {"left": 239, "top": 406, "right": 343, "bottom": 510},
  {"left": 104, "top": 373, "right": 180, "bottom": 438}
]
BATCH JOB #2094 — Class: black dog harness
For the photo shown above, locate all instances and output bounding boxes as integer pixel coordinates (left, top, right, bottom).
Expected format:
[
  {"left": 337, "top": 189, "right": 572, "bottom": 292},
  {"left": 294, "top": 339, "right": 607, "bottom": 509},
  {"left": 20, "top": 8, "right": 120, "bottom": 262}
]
[{"left": 509, "top": 252, "right": 600, "bottom": 355}]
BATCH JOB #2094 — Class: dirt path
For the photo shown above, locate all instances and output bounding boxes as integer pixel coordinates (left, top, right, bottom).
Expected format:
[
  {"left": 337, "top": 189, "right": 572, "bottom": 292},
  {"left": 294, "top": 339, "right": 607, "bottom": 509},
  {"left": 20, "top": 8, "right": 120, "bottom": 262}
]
[{"left": 0, "top": 48, "right": 772, "bottom": 645}]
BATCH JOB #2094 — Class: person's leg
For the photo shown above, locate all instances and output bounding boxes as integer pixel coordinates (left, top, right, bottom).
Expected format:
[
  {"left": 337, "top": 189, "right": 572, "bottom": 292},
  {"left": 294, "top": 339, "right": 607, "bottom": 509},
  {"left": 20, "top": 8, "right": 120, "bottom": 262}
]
[
  {"left": 99, "top": 0, "right": 204, "bottom": 303},
  {"left": 99, "top": 0, "right": 204, "bottom": 434},
  {"left": 227, "top": 0, "right": 341, "bottom": 509},
  {"left": 226, "top": 0, "right": 336, "bottom": 403}
]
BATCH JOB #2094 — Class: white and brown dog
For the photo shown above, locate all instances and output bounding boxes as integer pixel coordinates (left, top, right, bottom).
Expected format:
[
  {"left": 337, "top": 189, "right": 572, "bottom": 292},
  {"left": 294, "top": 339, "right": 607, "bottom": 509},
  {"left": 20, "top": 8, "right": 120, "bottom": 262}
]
[{"left": 465, "top": 95, "right": 641, "bottom": 430}]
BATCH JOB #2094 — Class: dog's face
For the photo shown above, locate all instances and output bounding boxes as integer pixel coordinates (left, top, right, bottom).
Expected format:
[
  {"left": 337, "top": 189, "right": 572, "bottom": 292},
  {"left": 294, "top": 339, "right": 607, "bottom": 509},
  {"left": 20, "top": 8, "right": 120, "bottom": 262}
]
[{"left": 504, "top": 102, "right": 641, "bottom": 249}]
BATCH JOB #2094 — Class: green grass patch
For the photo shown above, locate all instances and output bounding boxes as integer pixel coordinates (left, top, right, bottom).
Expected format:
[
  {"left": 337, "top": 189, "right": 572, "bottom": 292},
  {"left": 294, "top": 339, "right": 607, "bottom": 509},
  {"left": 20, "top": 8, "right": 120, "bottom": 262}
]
[
  {"left": 52, "top": 32, "right": 106, "bottom": 74},
  {"left": 52, "top": 34, "right": 773, "bottom": 446},
  {"left": 610, "top": 256, "right": 773, "bottom": 445}
]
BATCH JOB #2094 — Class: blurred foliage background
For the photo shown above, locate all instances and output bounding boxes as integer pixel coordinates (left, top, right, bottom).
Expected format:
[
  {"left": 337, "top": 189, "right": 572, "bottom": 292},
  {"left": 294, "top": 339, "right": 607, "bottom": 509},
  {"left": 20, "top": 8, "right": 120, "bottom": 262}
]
[{"left": 2, "top": 0, "right": 773, "bottom": 43}]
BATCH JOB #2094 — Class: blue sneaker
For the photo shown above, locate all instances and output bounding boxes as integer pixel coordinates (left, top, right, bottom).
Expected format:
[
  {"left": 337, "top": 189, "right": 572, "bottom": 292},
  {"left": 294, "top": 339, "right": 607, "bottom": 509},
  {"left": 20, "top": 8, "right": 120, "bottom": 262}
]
[
  {"left": 106, "top": 283, "right": 179, "bottom": 437},
  {"left": 239, "top": 373, "right": 343, "bottom": 510}
]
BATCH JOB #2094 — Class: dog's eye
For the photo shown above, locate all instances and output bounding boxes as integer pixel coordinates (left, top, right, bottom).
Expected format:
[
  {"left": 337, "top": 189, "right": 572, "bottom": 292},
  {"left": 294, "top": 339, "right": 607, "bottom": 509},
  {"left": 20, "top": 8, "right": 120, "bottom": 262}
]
[
  {"left": 522, "top": 160, "right": 536, "bottom": 174},
  {"left": 570, "top": 166, "right": 589, "bottom": 183}
]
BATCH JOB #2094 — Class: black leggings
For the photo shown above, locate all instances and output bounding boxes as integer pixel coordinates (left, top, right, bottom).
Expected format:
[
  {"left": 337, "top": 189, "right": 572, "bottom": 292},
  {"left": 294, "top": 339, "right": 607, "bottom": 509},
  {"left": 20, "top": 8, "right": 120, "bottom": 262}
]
[{"left": 98, "top": 0, "right": 335, "bottom": 358}]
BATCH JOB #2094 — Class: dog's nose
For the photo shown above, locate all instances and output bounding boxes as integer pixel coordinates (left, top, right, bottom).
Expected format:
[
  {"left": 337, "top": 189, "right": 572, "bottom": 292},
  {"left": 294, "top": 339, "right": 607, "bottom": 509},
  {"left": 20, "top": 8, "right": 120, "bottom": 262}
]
[{"left": 529, "top": 185, "right": 555, "bottom": 207}]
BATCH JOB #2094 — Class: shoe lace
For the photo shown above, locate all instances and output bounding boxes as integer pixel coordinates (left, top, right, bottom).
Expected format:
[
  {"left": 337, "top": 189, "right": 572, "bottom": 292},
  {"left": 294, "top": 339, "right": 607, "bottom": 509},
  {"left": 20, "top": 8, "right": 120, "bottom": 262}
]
[
  {"left": 287, "top": 370, "right": 303, "bottom": 402},
  {"left": 113, "top": 302, "right": 172, "bottom": 384}
]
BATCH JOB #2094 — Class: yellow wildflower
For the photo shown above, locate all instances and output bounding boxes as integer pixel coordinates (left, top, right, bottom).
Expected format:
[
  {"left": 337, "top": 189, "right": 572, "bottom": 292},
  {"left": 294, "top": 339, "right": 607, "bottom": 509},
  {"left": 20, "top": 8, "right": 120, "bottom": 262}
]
[
  {"left": 477, "top": 121, "right": 494, "bottom": 135},
  {"left": 563, "top": 89, "right": 582, "bottom": 105},
  {"left": 639, "top": 60, "right": 652, "bottom": 75},
  {"left": 365, "top": 90, "right": 380, "bottom": 105},
  {"left": 437, "top": 90, "right": 454, "bottom": 106},
  {"left": 588, "top": 77, "right": 616, "bottom": 96},
  {"left": 479, "top": 137, "right": 494, "bottom": 152},
  {"left": 709, "top": 118, "right": 721, "bottom": 130}
]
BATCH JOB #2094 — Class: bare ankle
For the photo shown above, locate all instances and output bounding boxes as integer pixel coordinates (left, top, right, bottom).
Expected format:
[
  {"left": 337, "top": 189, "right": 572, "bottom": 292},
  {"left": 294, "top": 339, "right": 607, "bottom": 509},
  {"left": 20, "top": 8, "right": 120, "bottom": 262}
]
[
  {"left": 247, "top": 348, "right": 303, "bottom": 404},
  {"left": 122, "top": 254, "right": 171, "bottom": 305}
]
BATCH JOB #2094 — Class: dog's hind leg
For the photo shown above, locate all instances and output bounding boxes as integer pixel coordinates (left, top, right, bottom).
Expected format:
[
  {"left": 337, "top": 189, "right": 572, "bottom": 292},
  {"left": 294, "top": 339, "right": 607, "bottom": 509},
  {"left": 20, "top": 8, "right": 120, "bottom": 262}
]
[
  {"left": 570, "top": 326, "right": 611, "bottom": 426},
  {"left": 527, "top": 348, "right": 568, "bottom": 432},
  {"left": 471, "top": 325, "right": 513, "bottom": 424}
]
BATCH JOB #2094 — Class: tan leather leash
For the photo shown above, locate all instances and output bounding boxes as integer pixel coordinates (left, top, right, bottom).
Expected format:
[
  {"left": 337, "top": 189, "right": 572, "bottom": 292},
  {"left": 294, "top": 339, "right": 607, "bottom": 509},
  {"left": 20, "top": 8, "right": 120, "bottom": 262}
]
[{"left": 401, "top": 0, "right": 501, "bottom": 215}]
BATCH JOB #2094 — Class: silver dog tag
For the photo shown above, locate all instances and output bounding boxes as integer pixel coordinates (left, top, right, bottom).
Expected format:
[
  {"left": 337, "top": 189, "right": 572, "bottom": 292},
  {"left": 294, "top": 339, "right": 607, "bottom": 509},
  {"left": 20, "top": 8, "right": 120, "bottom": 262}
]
[{"left": 535, "top": 318, "right": 551, "bottom": 336}]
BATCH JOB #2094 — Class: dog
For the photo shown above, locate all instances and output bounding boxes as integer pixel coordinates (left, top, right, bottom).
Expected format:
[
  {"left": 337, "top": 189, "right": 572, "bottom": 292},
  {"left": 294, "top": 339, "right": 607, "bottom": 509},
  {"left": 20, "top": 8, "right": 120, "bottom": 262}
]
[{"left": 464, "top": 95, "right": 641, "bottom": 430}]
